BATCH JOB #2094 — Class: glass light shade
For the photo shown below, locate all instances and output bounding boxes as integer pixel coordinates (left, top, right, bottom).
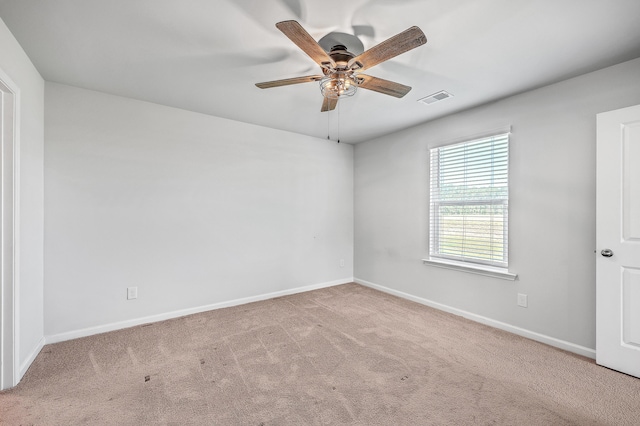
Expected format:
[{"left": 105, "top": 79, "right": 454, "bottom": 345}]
[{"left": 319, "top": 73, "right": 358, "bottom": 99}]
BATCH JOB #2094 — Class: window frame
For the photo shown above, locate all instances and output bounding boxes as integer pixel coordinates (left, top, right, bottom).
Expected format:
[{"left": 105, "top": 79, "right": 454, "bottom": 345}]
[{"left": 424, "top": 129, "right": 516, "bottom": 280}]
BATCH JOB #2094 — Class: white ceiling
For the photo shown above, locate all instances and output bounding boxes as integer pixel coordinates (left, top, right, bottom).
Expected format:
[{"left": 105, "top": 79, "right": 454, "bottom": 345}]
[{"left": 1, "top": 0, "right": 640, "bottom": 143}]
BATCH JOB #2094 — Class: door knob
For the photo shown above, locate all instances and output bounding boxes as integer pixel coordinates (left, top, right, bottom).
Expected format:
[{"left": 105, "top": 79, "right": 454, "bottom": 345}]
[{"left": 601, "top": 249, "right": 614, "bottom": 257}]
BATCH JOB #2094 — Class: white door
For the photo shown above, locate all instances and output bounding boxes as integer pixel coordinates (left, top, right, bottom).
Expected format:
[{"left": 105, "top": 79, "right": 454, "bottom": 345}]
[{"left": 596, "top": 104, "right": 640, "bottom": 378}]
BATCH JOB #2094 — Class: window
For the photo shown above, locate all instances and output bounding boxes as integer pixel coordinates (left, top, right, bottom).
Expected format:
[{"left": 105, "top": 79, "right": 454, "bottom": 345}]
[{"left": 428, "top": 132, "right": 510, "bottom": 271}]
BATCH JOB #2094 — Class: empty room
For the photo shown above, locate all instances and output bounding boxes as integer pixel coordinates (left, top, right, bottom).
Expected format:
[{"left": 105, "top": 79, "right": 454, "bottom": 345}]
[{"left": 1, "top": 0, "right": 640, "bottom": 424}]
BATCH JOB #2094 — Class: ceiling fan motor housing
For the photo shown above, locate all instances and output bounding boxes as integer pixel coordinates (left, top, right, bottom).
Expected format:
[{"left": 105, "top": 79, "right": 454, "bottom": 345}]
[
  {"left": 317, "top": 45, "right": 361, "bottom": 99},
  {"left": 322, "top": 45, "right": 356, "bottom": 72}
]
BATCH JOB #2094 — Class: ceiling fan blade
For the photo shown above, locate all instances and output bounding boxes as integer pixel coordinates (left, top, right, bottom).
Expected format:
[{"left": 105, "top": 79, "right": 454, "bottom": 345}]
[
  {"left": 255, "top": 75, "right": 323, "bottom": 89},
  {"left": 321, "top": 97, "right": 338, "bottom": 112},
  {"left": 276, "top": 20, "right": 336, "bottom": 68},
  {"left": 357, "top": 74, "right": 412, "bottom": 98},
  {"left": 348, "top": 26, "right": 426, "bottom": 71}
]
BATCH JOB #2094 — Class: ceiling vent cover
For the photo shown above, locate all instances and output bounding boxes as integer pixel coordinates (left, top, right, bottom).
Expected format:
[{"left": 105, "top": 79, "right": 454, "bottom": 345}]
[{"left": 418, "top": 90, "right": 453, "bottom": 105}]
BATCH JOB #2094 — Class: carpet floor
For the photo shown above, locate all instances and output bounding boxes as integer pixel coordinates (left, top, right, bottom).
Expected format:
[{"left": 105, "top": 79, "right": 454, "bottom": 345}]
[{"left": 1, "top": 283, "right": 639, "bottom": 425}]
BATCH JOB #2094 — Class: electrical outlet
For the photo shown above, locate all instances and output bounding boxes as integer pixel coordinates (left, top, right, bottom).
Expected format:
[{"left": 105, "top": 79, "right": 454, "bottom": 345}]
[
  {"left": 517, "top": 293, "right": 527, "bottom": 308},
  {"left": 340, "top": 259, "right": 345, "bottom": 268},
  {"left": 127, "top": 286, "right": 138, "bottom": 300}
]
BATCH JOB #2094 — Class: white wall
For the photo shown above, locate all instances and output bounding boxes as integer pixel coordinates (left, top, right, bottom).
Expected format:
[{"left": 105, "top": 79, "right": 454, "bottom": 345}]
[
  {"left": 44, "top": 83, "right": 353, "bottom": 339},
  {"left": 354, "top": 57, "right": 640, "bottom": 353},
  {"left": 0, "top": 17, "right": 45, "bottom": 380}
]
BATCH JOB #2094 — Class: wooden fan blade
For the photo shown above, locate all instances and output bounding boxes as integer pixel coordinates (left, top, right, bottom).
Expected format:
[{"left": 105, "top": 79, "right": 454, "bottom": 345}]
[
  {"left": 348, "top": 26, "right": 426, "bottom": 71},
  {"left": 276, "top": 20, "right": 336, "bottom": 68},
  {"left": 255, "top": 75, "right": 323, "bottom": 89},
  {"left": 321, "top": 97, "right": 338, "bottom": 112},
  {"left": 357, "top": 74, "right": 412, "bottom": 98}
]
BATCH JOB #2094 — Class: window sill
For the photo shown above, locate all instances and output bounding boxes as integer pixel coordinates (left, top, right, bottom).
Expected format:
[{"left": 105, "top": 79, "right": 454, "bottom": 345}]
[{"left": 422, "top": 258, "right": 517, "bottom": 281}]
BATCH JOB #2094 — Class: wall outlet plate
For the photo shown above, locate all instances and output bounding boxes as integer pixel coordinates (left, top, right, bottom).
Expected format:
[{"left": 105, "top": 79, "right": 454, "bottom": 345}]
[
  {"left": 127, "top": 286, "right": 138, "bottom": 300},
  {"left": 517, "top": 293, "right": 528, "bottom": 308}
]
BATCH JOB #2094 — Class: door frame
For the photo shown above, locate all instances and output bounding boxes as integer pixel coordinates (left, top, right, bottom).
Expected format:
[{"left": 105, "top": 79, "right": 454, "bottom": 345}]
[{"left": 0, "top": 67, "right": 20, "bottom": 390}]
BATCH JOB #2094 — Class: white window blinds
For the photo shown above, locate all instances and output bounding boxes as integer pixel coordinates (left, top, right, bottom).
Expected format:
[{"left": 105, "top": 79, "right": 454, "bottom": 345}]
[{"left": 429, "top": 133, "right": 509, "bottom": 268}]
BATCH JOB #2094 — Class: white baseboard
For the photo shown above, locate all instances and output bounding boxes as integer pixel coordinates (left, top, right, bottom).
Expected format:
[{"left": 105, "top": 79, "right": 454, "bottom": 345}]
[
  {"left": 46, "top": 278, "right": 353, "bottom": 345},
  {"left": 354, "top": 278, "right": 596, "bottom": 359},
  {"left": 19, "top": 336, "right": 45, "bottom": 380}
]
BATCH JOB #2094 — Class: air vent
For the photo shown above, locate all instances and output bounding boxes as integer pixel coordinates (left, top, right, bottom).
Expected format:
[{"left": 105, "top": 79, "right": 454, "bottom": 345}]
[{"left": 418, "top": 90, "right": 453, "bottom": 105}]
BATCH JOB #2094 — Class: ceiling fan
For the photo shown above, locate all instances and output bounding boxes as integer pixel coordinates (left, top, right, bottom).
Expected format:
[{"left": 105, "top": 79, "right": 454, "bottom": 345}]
[{"left": 255, "top": 20, "right": 427, "bottom": 112}]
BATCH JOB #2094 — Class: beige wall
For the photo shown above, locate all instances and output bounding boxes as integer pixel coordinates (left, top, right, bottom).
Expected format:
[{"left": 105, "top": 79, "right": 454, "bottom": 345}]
[
  {"left": 44, "top": 82, "right": 354, "bottom": 340},
  {"left": 354, "top": 57, "right": 640, "bottom": 355}
]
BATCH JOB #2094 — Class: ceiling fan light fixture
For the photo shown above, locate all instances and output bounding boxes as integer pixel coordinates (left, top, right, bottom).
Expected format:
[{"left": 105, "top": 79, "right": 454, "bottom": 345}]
[{"left": 320, "top": 72, "right": 358, "bottom": 99}]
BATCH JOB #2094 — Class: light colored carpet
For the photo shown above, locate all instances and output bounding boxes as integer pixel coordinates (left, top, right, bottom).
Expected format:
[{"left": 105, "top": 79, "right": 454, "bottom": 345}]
[{"left": 1, "top": 283, "right": 639, "bottom": 425}]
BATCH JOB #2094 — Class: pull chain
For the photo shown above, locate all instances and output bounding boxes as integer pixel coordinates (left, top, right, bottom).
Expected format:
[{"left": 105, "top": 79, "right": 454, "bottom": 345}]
[
  {"left": 325, "top": 97, "right": 341, "bottom": 143},
  {"left": 327, "top": 99, "right": 331, "bottom": 140},
  {"left": 337, "top": 98, "right": 340, "bottom": 143}
]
